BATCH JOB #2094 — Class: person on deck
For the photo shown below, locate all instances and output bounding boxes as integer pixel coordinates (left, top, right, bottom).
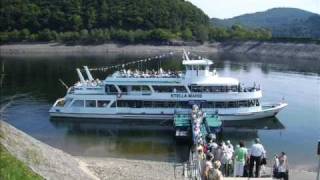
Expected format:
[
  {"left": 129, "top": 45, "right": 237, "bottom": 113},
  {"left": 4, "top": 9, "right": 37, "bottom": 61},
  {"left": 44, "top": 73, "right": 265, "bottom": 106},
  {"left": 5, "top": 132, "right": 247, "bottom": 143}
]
[
  {"left": 234, "top": 141, "right": 248, "bottom": 177},
  {"left": 249, "top": 138, "right": 266, "bottom": 177}
]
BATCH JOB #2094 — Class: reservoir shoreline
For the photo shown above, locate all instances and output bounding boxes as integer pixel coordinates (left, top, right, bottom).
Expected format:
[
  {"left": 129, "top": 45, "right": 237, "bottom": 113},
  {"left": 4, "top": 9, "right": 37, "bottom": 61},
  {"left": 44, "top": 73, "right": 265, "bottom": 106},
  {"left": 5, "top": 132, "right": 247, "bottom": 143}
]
[
  {"left": 0, "top": 120, "right": 317, "bottom": 180},
  {"left": 1, "top": 41, "right": 320, "bottom": 60}
]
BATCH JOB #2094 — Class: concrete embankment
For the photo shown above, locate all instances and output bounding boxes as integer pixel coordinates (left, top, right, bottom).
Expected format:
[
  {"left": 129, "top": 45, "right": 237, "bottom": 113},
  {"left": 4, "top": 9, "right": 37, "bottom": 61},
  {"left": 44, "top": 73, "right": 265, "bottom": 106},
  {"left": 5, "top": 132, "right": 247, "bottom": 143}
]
[
  {"left": 0, "top": 120, "right": 185, "bottom": 180},
  {"left": 1, "top": 42, "right": 320, "bottom": 60},
  {"left": 0, "top": 120, "right": 98, "bottom": 180},
  {"left": 218, "top": 41, "right": 320, "bottom": 60},
  {"left": 0, "top": 43, "right": 217, "bottom": 56}
]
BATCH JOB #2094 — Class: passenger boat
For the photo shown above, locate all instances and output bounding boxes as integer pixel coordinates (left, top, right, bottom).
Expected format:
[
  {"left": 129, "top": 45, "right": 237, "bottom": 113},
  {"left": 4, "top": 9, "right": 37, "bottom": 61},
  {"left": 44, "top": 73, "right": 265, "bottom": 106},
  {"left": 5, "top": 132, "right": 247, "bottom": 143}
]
[{"left": 49, "top": 51, "right": 287, "bottom": 121}]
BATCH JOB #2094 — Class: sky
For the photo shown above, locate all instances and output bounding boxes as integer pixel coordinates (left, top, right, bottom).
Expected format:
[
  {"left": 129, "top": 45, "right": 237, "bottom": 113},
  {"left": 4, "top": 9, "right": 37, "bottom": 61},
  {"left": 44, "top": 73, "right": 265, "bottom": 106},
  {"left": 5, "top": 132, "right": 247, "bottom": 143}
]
[{"left": 187, "top": 0, "right": 320, "bottom": 19}]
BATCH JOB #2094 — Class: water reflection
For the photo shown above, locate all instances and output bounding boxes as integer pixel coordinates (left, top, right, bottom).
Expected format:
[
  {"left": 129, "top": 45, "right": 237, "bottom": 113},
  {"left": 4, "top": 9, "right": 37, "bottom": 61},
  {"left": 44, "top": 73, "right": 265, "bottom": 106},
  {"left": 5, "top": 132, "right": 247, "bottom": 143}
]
[
  {"left": 48, "top": 117, "right": 284, "bottom": 162},
  {"left": 217, "top": 53, "right": 320, "bottom": 75}
]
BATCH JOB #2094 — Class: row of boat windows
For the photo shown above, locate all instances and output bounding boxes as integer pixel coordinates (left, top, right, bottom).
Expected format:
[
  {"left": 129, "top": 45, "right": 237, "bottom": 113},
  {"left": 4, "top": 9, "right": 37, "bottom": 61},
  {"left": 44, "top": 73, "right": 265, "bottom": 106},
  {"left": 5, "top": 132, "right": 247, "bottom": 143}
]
[
  {"left": 112, "top": 100, "right": 260, "bottom": 108},
  {"left": 69, "top": 99, "right": 259, "bottom": 108},
  {"left": 105, "top": 85, "right": 243, "bottom": 94},
  {"left": 71, "top": 100, "right": 110, "bottom": 107}
]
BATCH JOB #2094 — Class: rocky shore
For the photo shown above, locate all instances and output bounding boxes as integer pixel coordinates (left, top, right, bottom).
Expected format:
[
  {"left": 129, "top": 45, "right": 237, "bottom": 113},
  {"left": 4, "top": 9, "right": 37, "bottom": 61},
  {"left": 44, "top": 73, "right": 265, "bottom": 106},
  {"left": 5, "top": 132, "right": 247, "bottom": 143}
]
[
  {"left": 0, "top": 120, "right": 98, "bottom": 180},
  {"left": 0, "top": 120, "right": 185, "bottom": 180},
  {"left": 1, "top": 41, "right": 320, "bottom": 60}
]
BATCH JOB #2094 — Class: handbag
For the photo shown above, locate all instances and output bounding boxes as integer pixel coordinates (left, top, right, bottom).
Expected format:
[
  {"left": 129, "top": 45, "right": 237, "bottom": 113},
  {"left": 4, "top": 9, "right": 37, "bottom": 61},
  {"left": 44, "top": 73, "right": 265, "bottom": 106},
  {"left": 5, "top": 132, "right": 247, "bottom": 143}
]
[{"left": 261, "top": 157, "right": 267, "bottom": 165}]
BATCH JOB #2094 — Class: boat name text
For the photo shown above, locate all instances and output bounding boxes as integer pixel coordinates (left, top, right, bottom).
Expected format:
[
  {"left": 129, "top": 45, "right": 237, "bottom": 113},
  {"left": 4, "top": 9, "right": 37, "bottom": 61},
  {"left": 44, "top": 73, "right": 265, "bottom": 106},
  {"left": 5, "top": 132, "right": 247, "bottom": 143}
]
[{"left": 171, "top": 93, "right": 202, "bottom": 98}]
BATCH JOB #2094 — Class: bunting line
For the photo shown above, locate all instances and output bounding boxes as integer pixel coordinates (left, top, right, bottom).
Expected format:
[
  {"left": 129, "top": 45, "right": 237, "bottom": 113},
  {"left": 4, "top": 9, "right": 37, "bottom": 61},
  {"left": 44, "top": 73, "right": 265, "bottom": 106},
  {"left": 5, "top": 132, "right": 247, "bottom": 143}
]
[{"left": 88, "top": 51, "right": 175, "bottom": 72}]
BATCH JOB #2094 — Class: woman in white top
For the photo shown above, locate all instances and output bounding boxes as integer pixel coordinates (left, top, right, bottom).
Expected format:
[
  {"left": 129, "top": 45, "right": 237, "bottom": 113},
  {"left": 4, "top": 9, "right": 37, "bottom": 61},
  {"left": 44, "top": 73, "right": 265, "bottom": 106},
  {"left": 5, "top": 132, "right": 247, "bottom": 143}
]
[{"left": 278, "top": 152, "right": 289, "bottom": 180}]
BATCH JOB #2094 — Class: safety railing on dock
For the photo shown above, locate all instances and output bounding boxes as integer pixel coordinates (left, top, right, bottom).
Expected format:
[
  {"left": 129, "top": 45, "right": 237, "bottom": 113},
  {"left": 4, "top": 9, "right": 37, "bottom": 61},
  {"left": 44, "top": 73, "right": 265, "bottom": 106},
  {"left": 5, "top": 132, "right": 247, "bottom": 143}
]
[{"left": 176, "top": 105, "right": 222, "bottom": 180}]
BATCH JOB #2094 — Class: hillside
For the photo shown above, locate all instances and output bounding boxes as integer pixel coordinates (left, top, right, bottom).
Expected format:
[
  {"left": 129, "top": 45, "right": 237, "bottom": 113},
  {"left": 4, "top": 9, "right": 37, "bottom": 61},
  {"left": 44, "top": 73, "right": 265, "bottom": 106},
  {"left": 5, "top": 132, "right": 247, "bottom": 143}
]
[
  {"left": 0, "top": 0, "right": 272, "bottom": 44},
  {"left": 0, "top": 0, "right": 209, "bottom": 32},
  {"left": 0, "top": 0, "right": 211, "bottom": 43},
  {"left": 211, "top": 8, "right": 320, "bottom": 39}
]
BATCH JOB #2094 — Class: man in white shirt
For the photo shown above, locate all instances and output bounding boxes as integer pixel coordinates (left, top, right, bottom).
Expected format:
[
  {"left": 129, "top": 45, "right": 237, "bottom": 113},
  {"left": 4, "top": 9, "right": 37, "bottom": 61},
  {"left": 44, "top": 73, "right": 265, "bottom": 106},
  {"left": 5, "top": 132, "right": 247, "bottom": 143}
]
[{"left": 249, "top": 138, "right": 266, "bottom": 177}]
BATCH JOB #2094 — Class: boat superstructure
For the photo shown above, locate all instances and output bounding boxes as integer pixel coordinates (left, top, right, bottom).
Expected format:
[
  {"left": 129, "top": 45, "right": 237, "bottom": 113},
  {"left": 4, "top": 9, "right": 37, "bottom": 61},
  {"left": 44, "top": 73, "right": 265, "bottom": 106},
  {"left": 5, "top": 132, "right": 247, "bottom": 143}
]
[{"left": 49, "top": 51, "right": 287, "bottom": 121}]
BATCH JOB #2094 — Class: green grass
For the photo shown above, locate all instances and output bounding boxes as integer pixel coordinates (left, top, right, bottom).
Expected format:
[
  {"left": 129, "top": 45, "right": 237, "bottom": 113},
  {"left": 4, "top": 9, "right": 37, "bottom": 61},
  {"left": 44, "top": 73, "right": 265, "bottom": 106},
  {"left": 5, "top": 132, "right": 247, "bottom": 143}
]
[{"left": 0, "top": 144, "right": 43, "bottom": 180}]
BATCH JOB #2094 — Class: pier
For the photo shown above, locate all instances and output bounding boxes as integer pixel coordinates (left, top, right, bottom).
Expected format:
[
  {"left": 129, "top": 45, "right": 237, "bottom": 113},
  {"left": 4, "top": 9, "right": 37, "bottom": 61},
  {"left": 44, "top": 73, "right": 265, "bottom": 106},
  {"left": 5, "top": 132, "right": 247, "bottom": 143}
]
[{"left": 174, "top": 105, "right": 222, "bottom": 179}]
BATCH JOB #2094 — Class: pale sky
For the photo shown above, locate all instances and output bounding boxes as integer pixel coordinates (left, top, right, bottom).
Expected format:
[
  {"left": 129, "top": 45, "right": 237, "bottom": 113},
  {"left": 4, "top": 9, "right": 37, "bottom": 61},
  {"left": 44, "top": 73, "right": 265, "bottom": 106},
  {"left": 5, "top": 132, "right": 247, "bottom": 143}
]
[{"left": 187, "top": 0, "right": 320, "bottom": 19}]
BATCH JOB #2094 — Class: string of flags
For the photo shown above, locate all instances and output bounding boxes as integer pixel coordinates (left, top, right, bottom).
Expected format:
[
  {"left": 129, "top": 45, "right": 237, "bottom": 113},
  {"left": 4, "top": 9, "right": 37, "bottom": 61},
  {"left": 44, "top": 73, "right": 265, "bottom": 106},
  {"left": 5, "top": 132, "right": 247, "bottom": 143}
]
[{"left": 88, "top": 51, "right": 176, "bottom": 72}]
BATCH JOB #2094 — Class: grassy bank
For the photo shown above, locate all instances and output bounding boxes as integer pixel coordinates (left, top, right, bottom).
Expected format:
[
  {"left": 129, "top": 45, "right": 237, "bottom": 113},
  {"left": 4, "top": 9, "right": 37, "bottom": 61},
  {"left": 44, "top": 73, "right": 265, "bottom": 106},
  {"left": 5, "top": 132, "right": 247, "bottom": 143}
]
[{"left": 0, "top": 144, "right": 43, "bottom": 180}]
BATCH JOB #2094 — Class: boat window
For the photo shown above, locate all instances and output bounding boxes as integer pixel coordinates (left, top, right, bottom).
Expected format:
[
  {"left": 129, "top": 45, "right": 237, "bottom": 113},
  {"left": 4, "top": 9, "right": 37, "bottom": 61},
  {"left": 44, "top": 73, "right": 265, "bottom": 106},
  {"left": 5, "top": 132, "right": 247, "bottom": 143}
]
[
  {"left": 71, "top": 100, "right": 84, "bottom": 107},
  {"left": 153, "top": 86, "right": 187, "bottom": 93},
  {"left": 176, "top": 101, "right": 190, "bottom": 108},
  {"left": 105, "top": 84, "right": 118, "bottom": 94},
  {"left": 238, "top": 100, "right": 248, "bottom": 107},
  {"left": 199, "top": 65, "right": 206, "bottom": 70},
  {"left": 189, "top": 86, "right": 202, "bottom": 92},
  {"left": 186, "top": 66, "right": 192, "bottom": 70},
  {"left": 215, "top": 102, "right": 226, "bottom": 108},
  {"left": 143, "top": 101, "right": 153, "bottom": 107},
  {"left": 227, "top": 101, "right": 237, "bottom": 108},
  {"left": 131, "top": 85, "right": 150, "bottom": 92},
  {"left": 97, "top": 100, "right": 110, "bottom": 107},
  {"left": 255, "top": 99, "right": 260, "bottom": 106},
  {"left": 118, "top": 85, "right": 128, "bottom": 93},
  {"left": 85, "top": 100, "right": 96, "bottom": 107}
]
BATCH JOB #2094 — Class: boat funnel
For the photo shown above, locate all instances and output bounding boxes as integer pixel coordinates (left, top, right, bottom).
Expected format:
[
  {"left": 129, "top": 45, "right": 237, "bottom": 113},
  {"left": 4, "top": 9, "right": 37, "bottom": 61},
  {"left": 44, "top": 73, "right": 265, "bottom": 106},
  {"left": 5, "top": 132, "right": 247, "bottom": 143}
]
[
  {"left": 183, "top": 49, "right": 190, "bottom": 61},
  {"left": 76, "top": 68, "right": 85, "bottom": 83},
  {"left": 83, "top": 66, "right": 94, "bottom": 81}
]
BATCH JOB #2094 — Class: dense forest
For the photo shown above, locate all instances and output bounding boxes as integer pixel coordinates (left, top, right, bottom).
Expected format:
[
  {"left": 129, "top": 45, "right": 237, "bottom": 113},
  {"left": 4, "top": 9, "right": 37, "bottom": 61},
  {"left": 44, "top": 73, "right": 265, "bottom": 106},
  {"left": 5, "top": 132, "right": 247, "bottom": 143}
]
[
  {"left": 211, "top": 8, "right": 320, "bottom": 40},
  {"left": 0, "top": 0, "right": 271, "bottom": 44}
]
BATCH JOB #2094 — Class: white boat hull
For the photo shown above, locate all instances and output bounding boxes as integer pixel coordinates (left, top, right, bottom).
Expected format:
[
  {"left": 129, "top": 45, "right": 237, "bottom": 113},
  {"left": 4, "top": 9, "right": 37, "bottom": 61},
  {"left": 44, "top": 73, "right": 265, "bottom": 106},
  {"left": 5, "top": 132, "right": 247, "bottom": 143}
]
[{"left": 50, "top": 103, "right": 287, "bottom": 121}]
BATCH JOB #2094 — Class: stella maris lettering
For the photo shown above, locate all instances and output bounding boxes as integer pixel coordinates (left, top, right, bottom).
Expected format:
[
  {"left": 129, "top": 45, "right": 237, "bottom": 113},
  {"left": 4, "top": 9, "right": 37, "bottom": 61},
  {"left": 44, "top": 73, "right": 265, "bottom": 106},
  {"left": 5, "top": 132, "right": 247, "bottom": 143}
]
[{"left": 171, "top": 93, "right": 202, "bottom": 98}]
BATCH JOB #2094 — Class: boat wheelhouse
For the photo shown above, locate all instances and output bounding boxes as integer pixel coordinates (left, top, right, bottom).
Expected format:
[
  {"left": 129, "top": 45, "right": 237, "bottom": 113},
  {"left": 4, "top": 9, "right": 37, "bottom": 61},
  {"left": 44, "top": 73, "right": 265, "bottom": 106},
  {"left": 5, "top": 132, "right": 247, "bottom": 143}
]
[{"left": 49, "top": 51, "right": 287, "bottom": 121}]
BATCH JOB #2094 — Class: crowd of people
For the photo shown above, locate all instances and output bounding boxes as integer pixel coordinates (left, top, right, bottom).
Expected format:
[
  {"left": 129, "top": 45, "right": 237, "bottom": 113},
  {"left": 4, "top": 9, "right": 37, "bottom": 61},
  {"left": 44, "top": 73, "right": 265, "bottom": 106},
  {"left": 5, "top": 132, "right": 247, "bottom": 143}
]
[
  {"left": 190, "top": 105, "right": 289, "bottom": 180},
  {"left": 194, "top": 134, "right": 289, "bottom": 179}
]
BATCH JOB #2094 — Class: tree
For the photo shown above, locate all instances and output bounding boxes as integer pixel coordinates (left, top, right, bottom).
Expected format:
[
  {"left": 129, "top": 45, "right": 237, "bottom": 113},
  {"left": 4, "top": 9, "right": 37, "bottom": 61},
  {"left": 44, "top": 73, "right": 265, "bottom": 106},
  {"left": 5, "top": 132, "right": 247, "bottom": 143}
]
[
  {"left": 194, "top": 25, "right": 208, "bottom": 43},
  {"left": 181, "top": 28, "right": 193, "bottom": 41}
]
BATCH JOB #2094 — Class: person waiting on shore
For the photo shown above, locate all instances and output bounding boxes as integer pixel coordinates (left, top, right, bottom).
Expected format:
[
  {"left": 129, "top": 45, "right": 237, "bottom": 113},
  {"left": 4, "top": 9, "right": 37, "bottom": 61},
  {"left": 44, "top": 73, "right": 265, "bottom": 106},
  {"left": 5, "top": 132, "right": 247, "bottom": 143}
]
[
  {"left": 278, "top": 152, "right": 289, "bottom": 180},
  {"left": 204, "top": 153, "right": 214, "bottom": 180},
  {"left": 208, "top": 160, "right": 224, "bottom": 180},
  {"left": 222, "top": 140, "right": 234, "bottom": 177},
  {"left": 214, "top": 142, "right": 225, "bottom": 163},
  {"left": 273, "top": 154, "right": 280, "bottom": 178},
  {"left": 249, "top": 138, "right": 266, "bottom": 177},
  {"left": 234, "top": 141, "right": 248, "bottom": 177}
]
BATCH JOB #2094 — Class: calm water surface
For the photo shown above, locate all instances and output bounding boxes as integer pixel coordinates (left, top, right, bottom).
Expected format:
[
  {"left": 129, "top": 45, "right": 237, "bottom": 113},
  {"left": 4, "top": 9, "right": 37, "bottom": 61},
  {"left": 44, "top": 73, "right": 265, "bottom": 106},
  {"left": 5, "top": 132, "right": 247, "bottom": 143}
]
[{"left": 1, "top": 53, "right": 319, "bottom": 171}]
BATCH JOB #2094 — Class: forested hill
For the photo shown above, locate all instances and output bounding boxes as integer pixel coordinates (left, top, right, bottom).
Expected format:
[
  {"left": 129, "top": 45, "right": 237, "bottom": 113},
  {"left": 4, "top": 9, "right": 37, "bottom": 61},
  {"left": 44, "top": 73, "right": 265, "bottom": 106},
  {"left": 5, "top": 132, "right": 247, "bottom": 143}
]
[
  {"left": 1, "top": 0, "right": 209, "bottom": 32},
  {"left": 211, "top": 8, "right": 320, "bottom": 39},
  {"left": 0, "top": 0, "right": 271, "bottom": 44}
]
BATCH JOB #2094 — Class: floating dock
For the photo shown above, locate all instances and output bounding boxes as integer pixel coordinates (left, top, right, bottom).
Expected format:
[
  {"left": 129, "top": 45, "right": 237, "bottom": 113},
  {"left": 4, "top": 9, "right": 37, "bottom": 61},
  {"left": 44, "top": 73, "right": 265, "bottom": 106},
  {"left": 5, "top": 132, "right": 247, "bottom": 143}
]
[{"left": 174, "top": 111, "right": 222, "bottom": 142}]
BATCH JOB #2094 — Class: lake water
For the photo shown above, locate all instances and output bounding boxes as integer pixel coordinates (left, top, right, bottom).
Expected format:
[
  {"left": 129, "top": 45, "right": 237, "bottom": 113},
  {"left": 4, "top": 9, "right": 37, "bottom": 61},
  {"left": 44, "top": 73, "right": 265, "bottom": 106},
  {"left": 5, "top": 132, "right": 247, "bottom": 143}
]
[{"left": 1, "top": 53, "right": 319, "bottom": 172}]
